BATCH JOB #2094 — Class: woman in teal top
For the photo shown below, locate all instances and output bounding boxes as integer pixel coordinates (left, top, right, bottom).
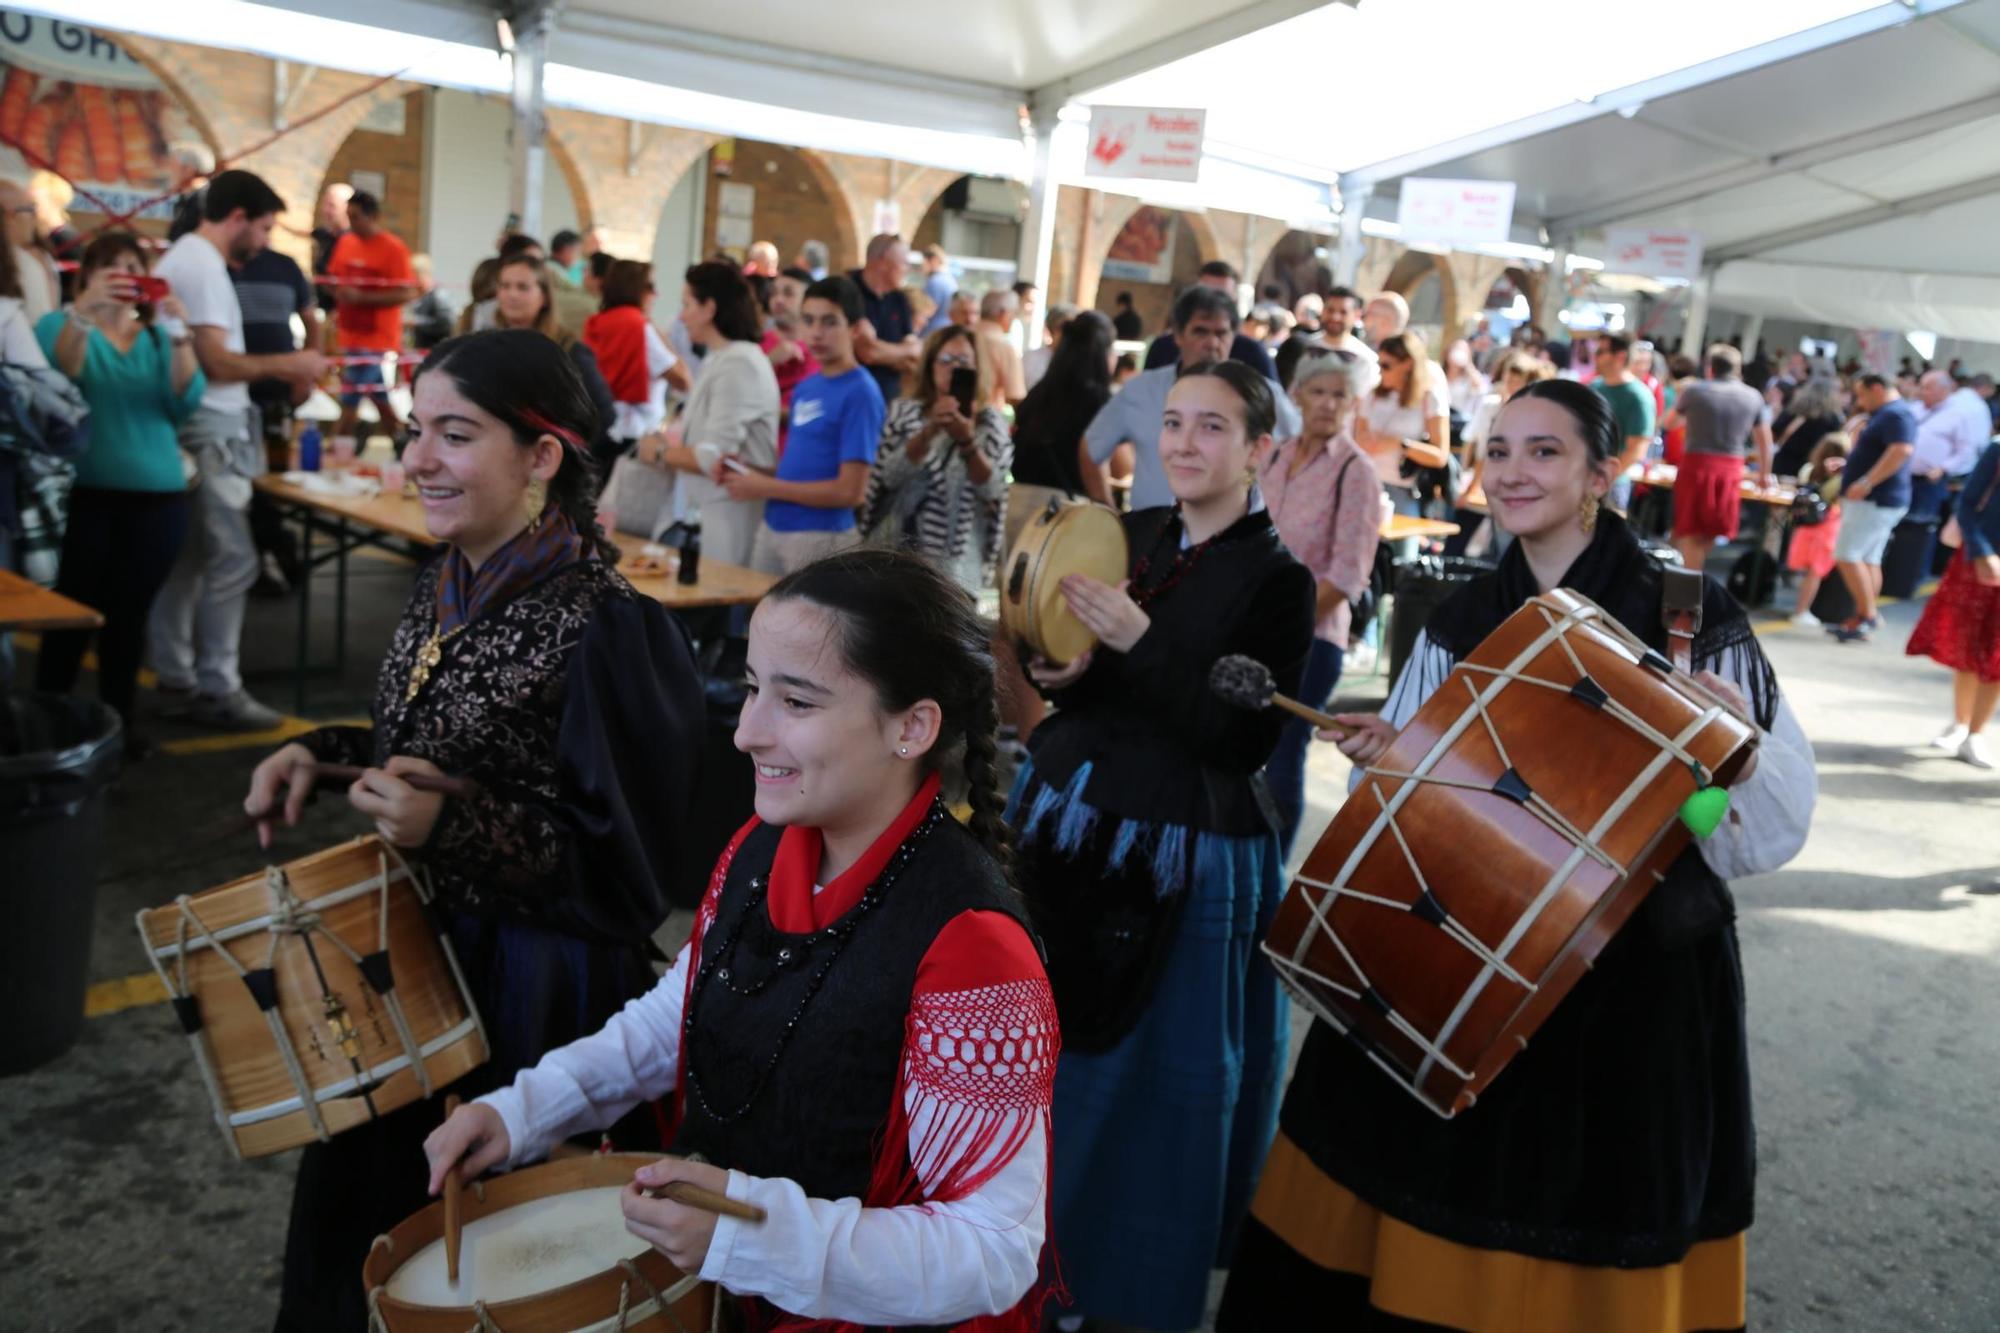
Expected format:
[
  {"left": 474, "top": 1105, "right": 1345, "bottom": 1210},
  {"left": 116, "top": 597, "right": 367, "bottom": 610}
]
[{"left": 34, "top": 231, "right": 205, "bottom": 747}]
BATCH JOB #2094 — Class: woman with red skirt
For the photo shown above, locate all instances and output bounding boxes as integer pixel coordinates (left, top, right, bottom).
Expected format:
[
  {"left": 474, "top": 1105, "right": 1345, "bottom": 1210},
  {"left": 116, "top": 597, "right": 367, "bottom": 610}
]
[{"left": 1907, "top": 440, "right": 2000, "bottom": 769}]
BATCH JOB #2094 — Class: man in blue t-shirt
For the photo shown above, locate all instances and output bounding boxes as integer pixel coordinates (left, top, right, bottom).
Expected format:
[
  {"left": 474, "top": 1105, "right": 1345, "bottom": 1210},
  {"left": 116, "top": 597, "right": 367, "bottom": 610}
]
[
  {"left": 725, "top": 275, "right": 886, "bottom": 575},
  {"left": 1831, "top": 373, "right": 1917, "bottom": 642}
]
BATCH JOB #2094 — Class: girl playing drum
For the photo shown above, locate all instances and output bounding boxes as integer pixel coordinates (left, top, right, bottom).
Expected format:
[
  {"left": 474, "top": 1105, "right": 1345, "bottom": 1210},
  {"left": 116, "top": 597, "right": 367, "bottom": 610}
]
[
  {"left": 243, "top": 329, "right": 706, "bottom": 1331},
  {"left": 425, "top": 548, "right": 1059, "bottom": 1330},
  {"left": 1009, "top": 360, "right": 1315, "bottom": 1331},
  {"left": 1219, "top": 378, "right": 1817, "bottom": 1333}
]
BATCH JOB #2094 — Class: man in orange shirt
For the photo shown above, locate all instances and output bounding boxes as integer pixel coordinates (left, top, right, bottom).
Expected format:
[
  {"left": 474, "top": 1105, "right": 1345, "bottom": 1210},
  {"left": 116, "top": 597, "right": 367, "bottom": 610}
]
[{"left": 327, "top": 190, "right": 417, "bottom": 441}]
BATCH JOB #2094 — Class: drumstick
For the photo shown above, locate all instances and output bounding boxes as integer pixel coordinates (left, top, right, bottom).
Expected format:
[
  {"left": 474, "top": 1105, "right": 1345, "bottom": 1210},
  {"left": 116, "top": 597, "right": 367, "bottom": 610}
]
[
  {"left": 311, "top": 764, "right": 479, "bottom": 800},
  {"left": 443, "top": 1094, "right": 464, "bottom": 1283},
  {"left": 1209, "top": 654, "right": 1356, "bottom": 738},
  {"left": 646, "top": 1181, "right": 768, "bottom": 1223}
]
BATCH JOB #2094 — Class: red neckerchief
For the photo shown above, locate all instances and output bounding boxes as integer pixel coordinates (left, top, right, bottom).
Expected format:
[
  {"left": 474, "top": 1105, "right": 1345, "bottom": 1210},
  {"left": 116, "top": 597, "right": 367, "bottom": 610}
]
[{"left": 766, "top": 772, "right": 943, "bottom": 933}]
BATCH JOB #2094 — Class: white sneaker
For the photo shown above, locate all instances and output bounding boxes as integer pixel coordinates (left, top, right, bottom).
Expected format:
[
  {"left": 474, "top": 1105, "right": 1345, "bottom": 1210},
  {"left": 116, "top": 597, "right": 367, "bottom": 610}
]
[
  {"left": 1788, "top": 610, "right": 1821, "bottom": 628},
  {"left": 1348, "top": 641, "right": 1379, "bottom": 675},
  {"left": 1932, "top": 722, "right": 1970, "bottom": 752},
  {"left": 1959, "top": 733, "right": 1996, "bottom": 770},
  {"left": 190, "top": 689, "right": 286, "bottom": 732}
]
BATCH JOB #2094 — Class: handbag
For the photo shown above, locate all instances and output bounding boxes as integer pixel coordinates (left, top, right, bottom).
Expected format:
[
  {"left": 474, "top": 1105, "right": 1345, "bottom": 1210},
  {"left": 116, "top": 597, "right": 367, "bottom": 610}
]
[
  {"left": 1329, "top": 451, "right": 1390, "bottom": 637},
  {"left": 600, "top": 450, "right": 680, "bottom": 539},
  {"left": 1789, "top": 489, "right": 1830, "bottom": 527}
]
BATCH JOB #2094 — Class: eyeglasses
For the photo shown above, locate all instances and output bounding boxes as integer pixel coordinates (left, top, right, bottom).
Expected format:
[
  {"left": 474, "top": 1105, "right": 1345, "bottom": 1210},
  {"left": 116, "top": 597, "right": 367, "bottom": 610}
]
[{"left": 937, "top": 353, "right": 975, "bottom": 367}]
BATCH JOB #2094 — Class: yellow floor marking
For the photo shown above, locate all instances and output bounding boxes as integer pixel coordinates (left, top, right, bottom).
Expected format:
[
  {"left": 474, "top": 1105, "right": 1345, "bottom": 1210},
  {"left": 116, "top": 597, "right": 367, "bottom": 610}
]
[
  {"left": 84, "top": 971, "right": 169, "bottom": 1017},
  {"left": 158, "top": 715, "right": 369, "bottom": 756}
]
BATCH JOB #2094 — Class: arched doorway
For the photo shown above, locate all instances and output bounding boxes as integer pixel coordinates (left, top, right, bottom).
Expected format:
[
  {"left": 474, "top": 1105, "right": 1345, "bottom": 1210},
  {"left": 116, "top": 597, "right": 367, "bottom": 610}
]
[
  {"left": 909, "top": 173, "right": 1029, "bottom": 305},
  {"left": 1254, "top": 229, "right": 1335, "bottom": 307},
  {"left": 1091, "top": 207, "right": 1210, "bottom": 338},
  {"left": 698, "top": 139, "right": 852, "bottom": 273},
  {"left": 1384, "top": 249, "right": 1457, "bottom": 349}
]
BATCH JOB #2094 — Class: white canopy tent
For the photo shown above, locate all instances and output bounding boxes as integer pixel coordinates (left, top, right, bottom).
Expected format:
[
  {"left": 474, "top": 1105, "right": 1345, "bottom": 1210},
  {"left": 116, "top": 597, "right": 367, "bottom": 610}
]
[{"left": 1337, "top": 0, "right": 2000, "bottom": 346}]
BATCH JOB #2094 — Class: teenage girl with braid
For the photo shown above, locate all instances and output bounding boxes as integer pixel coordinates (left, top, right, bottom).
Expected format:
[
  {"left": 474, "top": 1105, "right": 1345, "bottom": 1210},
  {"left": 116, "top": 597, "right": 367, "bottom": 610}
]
[
  {"left": 242, "top": 329, "right": 707, "bottom": 1332},
  {"left": 427, "top": 546, "right": 1060, "bottom": 1331},
  {"left": 1008, "top": 359, "right": 1315, "bottom": 1331}
]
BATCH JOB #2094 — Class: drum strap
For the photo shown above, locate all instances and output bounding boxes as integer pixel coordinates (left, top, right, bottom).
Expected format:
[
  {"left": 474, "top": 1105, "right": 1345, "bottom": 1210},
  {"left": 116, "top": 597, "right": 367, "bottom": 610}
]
[{"left": 1661, "top": 566, "right": 1704, "bottom": 673}]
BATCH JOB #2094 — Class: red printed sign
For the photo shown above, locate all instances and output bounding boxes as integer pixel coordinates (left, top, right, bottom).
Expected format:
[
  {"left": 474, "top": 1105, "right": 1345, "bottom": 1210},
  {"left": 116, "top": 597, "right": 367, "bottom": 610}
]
[
  {"left": 1084, "top": 106, "right": 1205, "bottom": 183},
  {"left": 1395, "top": 178, "right": 1517, "bottom": 246},
  {"left": 1602, "top": 227, "right": 1705, "bottom": 282}
]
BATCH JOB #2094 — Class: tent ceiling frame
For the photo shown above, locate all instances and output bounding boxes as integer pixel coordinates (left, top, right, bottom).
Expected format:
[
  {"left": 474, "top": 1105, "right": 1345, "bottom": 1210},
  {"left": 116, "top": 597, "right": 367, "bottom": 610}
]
[
  {"left": 1706, "top": 168, "right": 2000, "bottom": 264},
  {"left": 1545, "top": 90, "right": 2000, "bottom": 233}
]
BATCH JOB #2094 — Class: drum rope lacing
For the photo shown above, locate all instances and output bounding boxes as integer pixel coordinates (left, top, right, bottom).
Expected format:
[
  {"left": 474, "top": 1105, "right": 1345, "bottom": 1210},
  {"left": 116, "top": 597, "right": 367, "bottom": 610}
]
[
  {"left": 146, "top": 840, "right": 476, "bottom": 1147},
  {"left": 364, "top": 1246, "right": 706, "bottom": 1332},
  {"left": 1273, "top": 595, "right": 1736, "bottom": 1113}
]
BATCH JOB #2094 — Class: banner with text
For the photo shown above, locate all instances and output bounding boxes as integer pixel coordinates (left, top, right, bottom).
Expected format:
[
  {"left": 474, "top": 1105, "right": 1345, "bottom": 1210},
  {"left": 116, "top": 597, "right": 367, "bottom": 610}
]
[
  {"left": 1395, "top": 178, "right": 1516, "bottom": 246},
  {"left": 1601, "top": 227, "right": 1704, "bottom": 282},
  {"left": 1085, "top": 106, "right": 1205, "bottom": 183}
]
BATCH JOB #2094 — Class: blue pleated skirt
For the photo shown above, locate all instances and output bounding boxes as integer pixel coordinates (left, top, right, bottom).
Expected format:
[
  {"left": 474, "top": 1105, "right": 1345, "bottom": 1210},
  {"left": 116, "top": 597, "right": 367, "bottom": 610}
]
[{"left": 1010, "top": 759, "right": 1290, "bottom": 1330}]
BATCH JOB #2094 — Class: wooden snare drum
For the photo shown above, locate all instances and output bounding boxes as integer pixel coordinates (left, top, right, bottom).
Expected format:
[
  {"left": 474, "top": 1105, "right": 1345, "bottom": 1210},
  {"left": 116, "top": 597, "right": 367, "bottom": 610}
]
[
  {"left": 363, "top": 1154, "right": 713, "bottom": 1332},
  {"left": 136, "top": 835, "right": 488, "bottom": 1158},
  {"left": 1267, "top": 590, "right": 1759, "bottom": 1118},
  {"left": 999, "top": 495, "right": 1127, "bottom": 664}
]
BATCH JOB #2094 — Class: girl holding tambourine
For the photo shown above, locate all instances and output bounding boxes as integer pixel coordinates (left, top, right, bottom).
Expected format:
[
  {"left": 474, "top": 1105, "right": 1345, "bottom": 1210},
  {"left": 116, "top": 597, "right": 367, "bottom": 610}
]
[{"left": 1009, "top": 359, "right": 1315, "bottom": 1332}]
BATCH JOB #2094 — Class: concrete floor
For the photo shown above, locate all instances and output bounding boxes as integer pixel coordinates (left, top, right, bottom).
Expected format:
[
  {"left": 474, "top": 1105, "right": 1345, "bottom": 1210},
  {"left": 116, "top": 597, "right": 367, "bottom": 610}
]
[{"left": 1, "top": 555, "right": 1995, "bottom": 1332}]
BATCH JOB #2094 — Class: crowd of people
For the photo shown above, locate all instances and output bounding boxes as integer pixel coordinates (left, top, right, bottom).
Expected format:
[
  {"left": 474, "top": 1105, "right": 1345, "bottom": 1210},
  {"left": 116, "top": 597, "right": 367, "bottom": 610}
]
[{"left": 0, "top": 155, "right": 1994, "bottom": 1333}]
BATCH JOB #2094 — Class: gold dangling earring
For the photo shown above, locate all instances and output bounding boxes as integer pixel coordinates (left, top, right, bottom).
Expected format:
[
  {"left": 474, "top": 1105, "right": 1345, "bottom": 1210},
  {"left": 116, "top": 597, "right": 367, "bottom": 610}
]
[
  {"left": 1579, "top": 491, "right": 1600, "bottom": 534},
  {"left": 524, "top": 477, "right": 547, "bottom": 531}
]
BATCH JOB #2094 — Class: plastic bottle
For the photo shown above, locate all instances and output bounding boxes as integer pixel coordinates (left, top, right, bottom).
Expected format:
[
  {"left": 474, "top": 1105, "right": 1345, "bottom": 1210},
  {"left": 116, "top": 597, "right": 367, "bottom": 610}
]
[
  {"left": 677, "top": 530, "right": 701, "bottom": 585},
  {"left": 299, "top": 424, "right": 323, "bottom": 473}
]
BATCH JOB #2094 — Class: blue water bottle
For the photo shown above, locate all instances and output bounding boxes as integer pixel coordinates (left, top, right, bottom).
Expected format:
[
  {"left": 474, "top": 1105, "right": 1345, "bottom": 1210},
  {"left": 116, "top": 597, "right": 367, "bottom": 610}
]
[{"left": 299, "top": 423, "right": 322, "bottom": 473}]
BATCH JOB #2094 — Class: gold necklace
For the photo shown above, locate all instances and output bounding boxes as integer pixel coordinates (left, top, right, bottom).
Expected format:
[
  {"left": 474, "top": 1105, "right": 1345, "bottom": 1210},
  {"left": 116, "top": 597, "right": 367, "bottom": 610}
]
[{"left": 405, "top": 622, "right": 470, "bottom": 702}]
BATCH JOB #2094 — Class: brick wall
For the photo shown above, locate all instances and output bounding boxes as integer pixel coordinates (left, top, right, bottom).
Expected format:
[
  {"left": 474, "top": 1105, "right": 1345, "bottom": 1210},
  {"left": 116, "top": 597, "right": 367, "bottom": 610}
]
[
  {"left": 319, "top": 90, "right": 426, "bottom": 253},
  {"left": 699, "top": 139, "right": 845, "bottom": 271}
]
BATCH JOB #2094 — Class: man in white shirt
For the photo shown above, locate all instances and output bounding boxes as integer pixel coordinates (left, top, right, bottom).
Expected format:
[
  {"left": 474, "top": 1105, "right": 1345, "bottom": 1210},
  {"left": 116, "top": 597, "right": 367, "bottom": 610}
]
[
  {"left": 1085, "top": 285, "right": 1300, "bottom": 509},
  {"left": 1022, "top": 303, "right": 1076, "bottom": 392},
  {"left": 149, "top": 170, "right": 326, "bottom": 730},
  {"left": 1911, "top": 370, "right": 1991, "bottom": 521},
  {"left": 0, "top": 178, "right": 55, "bottom": 323}
]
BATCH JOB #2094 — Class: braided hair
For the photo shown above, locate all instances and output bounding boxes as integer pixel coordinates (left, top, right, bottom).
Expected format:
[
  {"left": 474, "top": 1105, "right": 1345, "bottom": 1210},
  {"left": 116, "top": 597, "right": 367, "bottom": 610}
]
[
  {"left": 765, "top": 547, "right": 1014, "bottom": 878},
  {"left": 412, "top": 329, "right": 618, "bottom": 562}
]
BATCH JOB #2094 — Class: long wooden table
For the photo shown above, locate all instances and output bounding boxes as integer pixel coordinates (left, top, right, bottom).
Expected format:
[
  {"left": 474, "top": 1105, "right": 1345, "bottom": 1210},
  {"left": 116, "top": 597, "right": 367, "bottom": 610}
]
[
  {"left": 0, "top": 568, "right": 102, "bottom": 632},
  {"left": 255, "top": 473, "right": 775, "bottom": 713},
  {"left": 1381, "top": 513, "right": 1460, "bottom": 542}
]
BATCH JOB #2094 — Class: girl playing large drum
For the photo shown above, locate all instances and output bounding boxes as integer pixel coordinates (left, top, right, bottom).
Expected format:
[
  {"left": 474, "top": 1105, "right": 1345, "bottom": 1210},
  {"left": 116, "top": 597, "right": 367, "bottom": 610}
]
[
  {"left": 426, "top": 547, "right": 1058, "bottom": 1330},
  {"left": 243, "top": 329, "right": 705, "bottom": 1331},
  {"left": 1010, "top": 360, "right": 1315, "bottom": 1331},
  {"left": 1219, "top": 378, "right": 1817, "bottom": 1333}
]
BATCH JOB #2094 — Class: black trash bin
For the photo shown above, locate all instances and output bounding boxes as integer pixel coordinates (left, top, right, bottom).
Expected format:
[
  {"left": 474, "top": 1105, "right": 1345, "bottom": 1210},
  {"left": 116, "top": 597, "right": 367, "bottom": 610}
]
[
  {"left": 1389, "top": 556, "right": 1493, "bottom": 685},
  {"left": 1881, "top": 516, "right": 1940, "bottom": 600},
  {"left": 0, "top": 693, "right": 122, "bottom": 1075}
]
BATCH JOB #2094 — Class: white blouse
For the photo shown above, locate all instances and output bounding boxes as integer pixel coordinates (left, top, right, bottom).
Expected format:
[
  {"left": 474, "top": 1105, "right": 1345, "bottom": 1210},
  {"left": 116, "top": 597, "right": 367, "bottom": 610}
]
[
  {"left": 480, "top": 939, "right": 1049, "bottom": 1326},
  {"left": 1361, "top": 629, "right": 1816, "bottom": 881}
]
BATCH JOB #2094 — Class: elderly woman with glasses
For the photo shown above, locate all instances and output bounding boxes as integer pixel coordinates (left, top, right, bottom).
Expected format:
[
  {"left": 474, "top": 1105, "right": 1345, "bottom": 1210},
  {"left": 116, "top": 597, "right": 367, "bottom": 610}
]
[
  {"left": 1258, "top": 349, "right": 1386, "bottom": 858},
  {"left": 859, "top": 321, "right": 1012, "bottom": 594}
]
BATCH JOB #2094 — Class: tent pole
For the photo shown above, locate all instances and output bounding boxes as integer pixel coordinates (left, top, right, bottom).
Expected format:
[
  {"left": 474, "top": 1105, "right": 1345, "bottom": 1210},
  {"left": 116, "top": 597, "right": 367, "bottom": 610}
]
[
  {"left": 1334, "top": 181, "right": 1368, "bottom": 287},
  {"left": 1017, "top": 113, "right": 1059, "bottom": 299},
  {"left": 1683, "top": 269, "right": 1713, "bottom": 356},
  {"left": 509, "top": 4, "right": 553, "bottom": 240},
  {"left": 1538, "top": 233, "right": 1571, "bottom": 338}
]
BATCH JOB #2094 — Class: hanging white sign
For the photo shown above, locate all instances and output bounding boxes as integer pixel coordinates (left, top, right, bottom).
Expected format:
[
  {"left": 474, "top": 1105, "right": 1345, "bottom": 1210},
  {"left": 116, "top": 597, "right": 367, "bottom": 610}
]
[
  {"left": 1084, "top": 106, "right": 1205, "bottom": 183},
  {"left": 1601, "top": 228, "right": 1705, "bottom": 282},
  {"left": 1395, "top": 178, "right": 1516, "bottom": 246}
]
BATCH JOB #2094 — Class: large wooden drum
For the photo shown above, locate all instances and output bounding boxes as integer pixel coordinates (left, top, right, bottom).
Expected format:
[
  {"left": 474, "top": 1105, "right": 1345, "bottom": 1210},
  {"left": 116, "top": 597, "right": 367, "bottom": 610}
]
[
  {"left": 136, "top": 836, "right": 488, "bottom": 1157},
  {"left": 1267, "top": 590, "right": 1759, "bottom": 1118},
  {"left": 999, "top": 495, "right": 1127, "bottom": 664},
  {"left": 363, "top": 1154, "right": 713, "bottom": 1332}
]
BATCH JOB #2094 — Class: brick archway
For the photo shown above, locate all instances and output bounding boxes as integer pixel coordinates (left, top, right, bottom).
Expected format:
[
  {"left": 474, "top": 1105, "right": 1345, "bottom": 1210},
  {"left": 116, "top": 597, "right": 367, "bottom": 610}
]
[
  {"left": 1384, "top": 249, "right": 1458, "bottom": 342},
  {"left": 549, "top": 112, "right": 716, "bottom": 261}
]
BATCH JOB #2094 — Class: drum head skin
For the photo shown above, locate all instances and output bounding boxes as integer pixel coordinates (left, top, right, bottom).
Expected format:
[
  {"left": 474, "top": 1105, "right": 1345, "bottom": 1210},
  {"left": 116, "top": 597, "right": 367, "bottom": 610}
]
[{"left": 1002, "top": 501, "right": 1128, "bottom": 665}]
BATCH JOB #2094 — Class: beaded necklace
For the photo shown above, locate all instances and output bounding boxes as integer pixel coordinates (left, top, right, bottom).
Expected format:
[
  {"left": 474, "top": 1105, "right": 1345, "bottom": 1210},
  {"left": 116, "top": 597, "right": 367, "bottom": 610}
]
[
  {"left": 682, "top": 800, "right": 945, "bottom": 1125},
  {"left": 1129, "top": 503, "right": 1241, "bottom": 608}
]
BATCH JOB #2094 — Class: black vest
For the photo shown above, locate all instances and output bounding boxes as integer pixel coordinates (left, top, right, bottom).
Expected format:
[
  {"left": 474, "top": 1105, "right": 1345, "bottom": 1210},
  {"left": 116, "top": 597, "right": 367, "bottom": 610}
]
[{"left": 675, "top": 808, "right": 1028, "bottom": 1202}]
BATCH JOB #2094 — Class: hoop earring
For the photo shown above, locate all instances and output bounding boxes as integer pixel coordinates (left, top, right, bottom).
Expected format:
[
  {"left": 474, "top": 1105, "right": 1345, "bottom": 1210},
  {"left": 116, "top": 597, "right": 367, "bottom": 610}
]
[
  {"left": 524, "top": 477, "right": 547, "bottom": 531},
  {"left": 1579, "top": 491, "right": 1600, "bottom": 534}
]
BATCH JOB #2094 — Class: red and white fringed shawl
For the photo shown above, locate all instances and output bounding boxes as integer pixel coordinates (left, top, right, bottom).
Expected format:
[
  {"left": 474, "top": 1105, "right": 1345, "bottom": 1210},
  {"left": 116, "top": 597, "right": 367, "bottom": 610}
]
[{"left": 674, "top": 783, "right": 1061, "bottom": 1332}]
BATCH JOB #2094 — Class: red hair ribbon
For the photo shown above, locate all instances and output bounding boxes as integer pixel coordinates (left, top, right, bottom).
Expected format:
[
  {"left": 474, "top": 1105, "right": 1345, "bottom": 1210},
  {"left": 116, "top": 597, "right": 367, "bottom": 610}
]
[{"left": 516, "top": 407, "right": 584, "bottom": 453}]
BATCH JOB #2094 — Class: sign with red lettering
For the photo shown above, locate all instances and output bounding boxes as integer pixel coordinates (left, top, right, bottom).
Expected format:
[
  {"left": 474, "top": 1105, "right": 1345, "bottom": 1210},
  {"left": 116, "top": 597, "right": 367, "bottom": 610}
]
[
  {"left": 1084, "top": 106, "right": 1205, "bottom": 184},
  {"left": 1395, "top": 178, "right": 1517, "bottom": 246},
  {"left": 1602, "top": 227, "right": 1705, "bottom": 282}
]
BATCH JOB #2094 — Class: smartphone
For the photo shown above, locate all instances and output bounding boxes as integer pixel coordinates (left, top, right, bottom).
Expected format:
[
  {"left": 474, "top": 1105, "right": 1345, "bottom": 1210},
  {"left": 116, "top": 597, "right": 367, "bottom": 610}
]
[
  {"left": 721, "top": 457, "right": 750, "bottom": 474},
  {"left": 949, "top": 366, "right": 978, "bottom": 417},
  {"left": 132, "top": 275, "right": 170, "bottom": 303}
]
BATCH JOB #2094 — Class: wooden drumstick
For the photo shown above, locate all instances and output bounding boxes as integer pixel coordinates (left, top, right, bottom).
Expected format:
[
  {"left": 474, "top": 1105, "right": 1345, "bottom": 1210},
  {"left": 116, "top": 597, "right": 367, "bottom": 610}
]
[
  {"left": 442, "top": 1094, "right": 464, "bottom": 1284},
  {"left": 646, "top": 1181, "right": 768, "bottom": 1223},
  {"left": 1209, "top": 654, "right": 1356, "bottom": 738},
  {"left": 312, "top": 764, "right": 479, "bottom": 800}
]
